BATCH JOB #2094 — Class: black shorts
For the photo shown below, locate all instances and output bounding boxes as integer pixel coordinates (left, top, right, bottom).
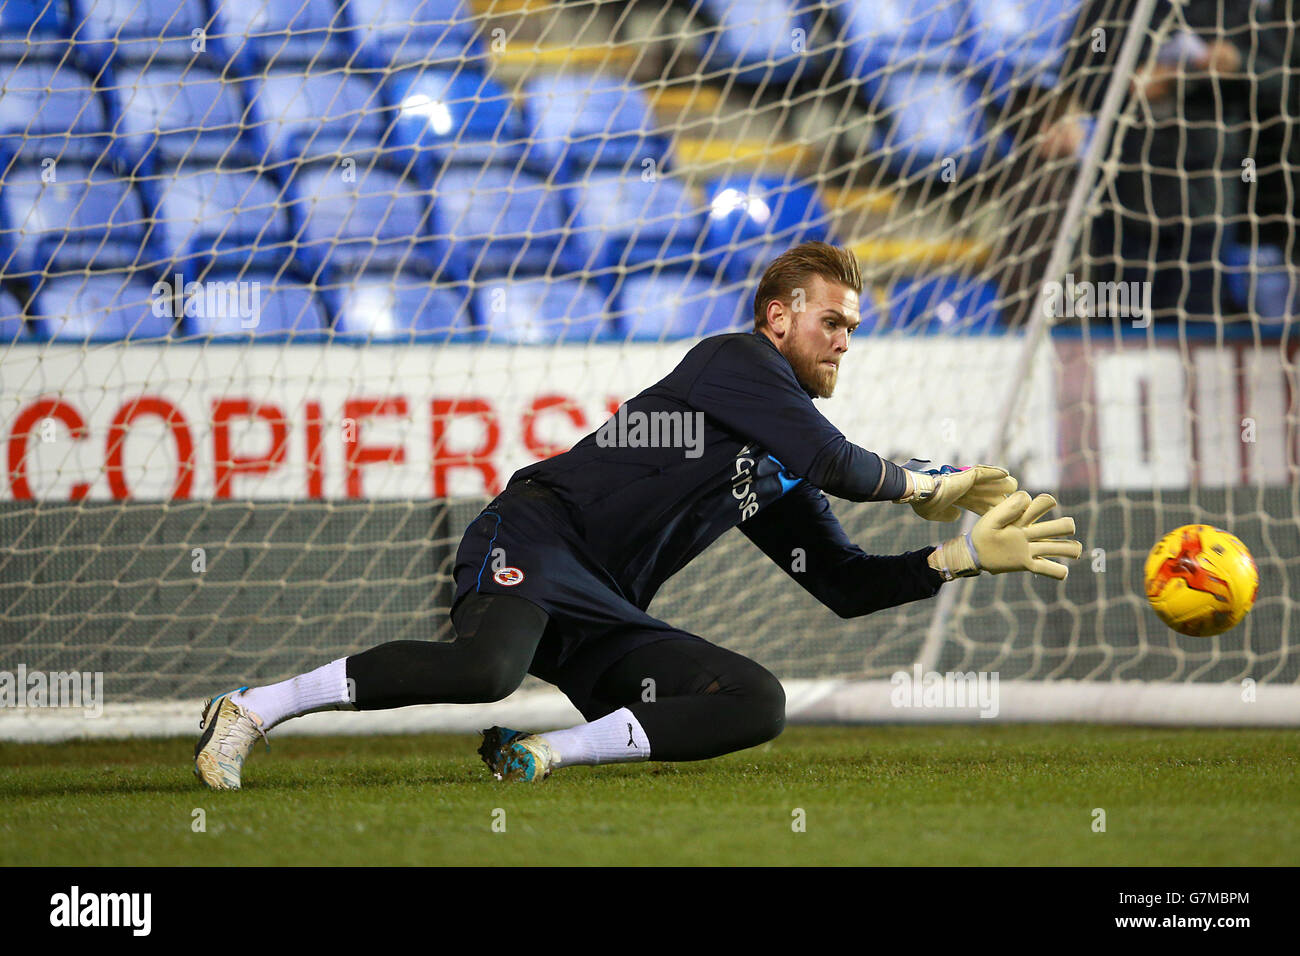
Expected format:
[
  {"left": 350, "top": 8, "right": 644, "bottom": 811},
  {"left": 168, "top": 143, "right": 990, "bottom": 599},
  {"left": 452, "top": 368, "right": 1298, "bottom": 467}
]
[{"left": 450, "top": 479, "right": 707, "bottom": 712}]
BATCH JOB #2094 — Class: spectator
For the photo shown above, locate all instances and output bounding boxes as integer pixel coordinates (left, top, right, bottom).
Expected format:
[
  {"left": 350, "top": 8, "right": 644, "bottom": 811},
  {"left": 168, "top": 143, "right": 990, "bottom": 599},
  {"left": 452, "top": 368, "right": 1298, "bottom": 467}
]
[
  {"left": 1083, "top": 0, "right": 1256, "bottom": 324},
  {"left": 992, "top": 1, "right": 1262, "bottom": 326},
  {"left": 1242, "top": 0, "right": 1294, "bottom": 257}
]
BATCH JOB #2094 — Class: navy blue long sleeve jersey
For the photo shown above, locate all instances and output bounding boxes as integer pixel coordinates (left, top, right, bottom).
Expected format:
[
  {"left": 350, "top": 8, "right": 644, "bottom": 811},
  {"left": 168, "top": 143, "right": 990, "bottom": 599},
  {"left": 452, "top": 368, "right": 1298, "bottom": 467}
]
[{"left": 509, "top": 330, "right": 944, "bottom": 613}]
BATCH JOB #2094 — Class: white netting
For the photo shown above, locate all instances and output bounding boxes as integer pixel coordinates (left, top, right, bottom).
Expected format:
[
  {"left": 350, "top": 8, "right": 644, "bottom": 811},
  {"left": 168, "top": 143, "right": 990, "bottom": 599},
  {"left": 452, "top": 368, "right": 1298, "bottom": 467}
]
[{"left": 0, "top": 0, "right": 1294, "bottom": 709}]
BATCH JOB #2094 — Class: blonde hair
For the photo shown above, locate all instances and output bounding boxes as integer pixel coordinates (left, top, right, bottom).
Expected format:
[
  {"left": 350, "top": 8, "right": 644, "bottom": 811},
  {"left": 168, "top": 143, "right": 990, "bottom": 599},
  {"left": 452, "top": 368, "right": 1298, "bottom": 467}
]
[{"left": 753, "top": 241, "right": 862, "bottom": 329}]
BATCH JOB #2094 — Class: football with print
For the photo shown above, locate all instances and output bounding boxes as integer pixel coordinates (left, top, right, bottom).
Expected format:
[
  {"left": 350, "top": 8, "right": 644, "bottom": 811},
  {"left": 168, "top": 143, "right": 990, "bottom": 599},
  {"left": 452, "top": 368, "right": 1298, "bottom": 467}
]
[{"left": 1144, "top": 525, "right": 1259, "bottom": 637}]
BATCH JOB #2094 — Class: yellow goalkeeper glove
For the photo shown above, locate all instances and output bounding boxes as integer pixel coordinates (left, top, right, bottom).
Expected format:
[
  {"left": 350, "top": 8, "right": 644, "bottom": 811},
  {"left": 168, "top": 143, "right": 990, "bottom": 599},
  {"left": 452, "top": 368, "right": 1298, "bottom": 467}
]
[
  {"left": 895, "top": 460, "right": 1019, "bottom": 522},
  {"left": 928, "top": 491, "right": 1083, "bottom": 581}
]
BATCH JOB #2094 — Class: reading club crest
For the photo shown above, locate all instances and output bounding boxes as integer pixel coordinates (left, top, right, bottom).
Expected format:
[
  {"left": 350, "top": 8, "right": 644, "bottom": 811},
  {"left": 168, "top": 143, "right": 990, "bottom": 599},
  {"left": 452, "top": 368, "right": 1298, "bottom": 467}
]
[{"left": 493, "top": 567, "right": 525, "bottom": 586}]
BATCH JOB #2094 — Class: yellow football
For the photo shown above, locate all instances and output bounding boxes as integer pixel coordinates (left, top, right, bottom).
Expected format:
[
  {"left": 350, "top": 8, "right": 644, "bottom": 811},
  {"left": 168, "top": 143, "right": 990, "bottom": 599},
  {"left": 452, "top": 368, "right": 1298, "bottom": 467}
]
[{"left": 1144, "top": 525, "right": 1259, "bottom": 637}]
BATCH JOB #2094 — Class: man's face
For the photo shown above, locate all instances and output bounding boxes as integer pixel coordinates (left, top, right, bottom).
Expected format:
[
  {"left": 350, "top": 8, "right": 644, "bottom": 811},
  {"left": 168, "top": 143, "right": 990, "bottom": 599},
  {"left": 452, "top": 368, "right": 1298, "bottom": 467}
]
[{"left": 764, "top": 275, "right": 860, "bottom": 398}]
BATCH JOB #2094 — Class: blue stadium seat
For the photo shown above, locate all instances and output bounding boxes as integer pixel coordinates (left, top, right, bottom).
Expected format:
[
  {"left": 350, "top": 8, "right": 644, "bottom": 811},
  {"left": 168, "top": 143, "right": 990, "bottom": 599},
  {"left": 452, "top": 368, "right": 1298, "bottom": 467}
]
[
  {"left": 703, "top": 176, "right": 830, "bottom": 278},
  {"left": 329, "top": 265, "right": 474, "bottom": 341},
  {"left": 568, "top": 172, "right": 708, "bottom": 275},
  {"left": 0, "top": 162, "right": 151, "bottom": 274},
  {"left": 171, "top": 266, "right": 329, "bottom": 340},
  {"left": 0, "top": 0, "right": 75, "bottom": 63},
  {"left": 343, "top": 0, "right": 485, "bottom": 70},
  {"left": 215, "top": 0, "right": 353, "bottom": 72},
  {"left": 152, "top": 167, "right": 292, "bottom": 262},
  {"left": 866, "top": 68, "right": 992, "bottom": 179},
  {"left": 473, "top": 275, "right": 611, "bottom": 343},
  {"left": 431, "top": 164, "right": 578, "bottom": 277},
  {"left": 0, "top": 59, "right": 112, "bottom": 165},
  {"left": 520, "top": 73, "right": 670, "bottom": 178},
  {"left": 616, "top": 271, "right": 747, "bottom": 340},
  {"left": 30, "top": 272, "right": 173, "bottom": 341},
  {"left": 694, "top": 0, "right": 817, "bottom": 85},
  {"left": 963, "top": 0, "right": 1082, "bottom": 103},
  {"left": 0, "top": 284, "right": 29, "bottom": 342},
  {"left": 68, "top": 0, "right": 214, "bottom": 68},
  {"left": 111, "top": 63, "right": 256, "bottom": 168},
  {"left": 835, "top": 0, "right": 967, "bottom": 77},
  {"left": 0, "top": 0, "right": 67, "bottom": 34},
  {"left": 288, "top": 163, "right": 438, "bottom": 272},
  {"left": 1222, "top": 242, "right": 1296, "bottom": 325},
  {"left": 248, "top": 70, "right": 394, "bottom": 168},
  {"left": 384, "top": 67, "right": 527, "bottom": 176},
  {"left": 859, "top": 286, "right": 888, "bottom": 335},
  {"left": 887, "top": 273, "right": 1002, "bottom": 333}
]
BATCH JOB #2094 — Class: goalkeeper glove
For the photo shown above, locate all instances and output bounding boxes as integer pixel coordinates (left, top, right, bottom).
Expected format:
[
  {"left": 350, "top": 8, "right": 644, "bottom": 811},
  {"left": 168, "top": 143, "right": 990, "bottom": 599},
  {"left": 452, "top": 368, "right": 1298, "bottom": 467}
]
[
  {"left": 895, "top": 459, "right": 1019, "bottom": 522},
  {"left": 928, "top": 491, "right": 1083, "bottom": 581}
]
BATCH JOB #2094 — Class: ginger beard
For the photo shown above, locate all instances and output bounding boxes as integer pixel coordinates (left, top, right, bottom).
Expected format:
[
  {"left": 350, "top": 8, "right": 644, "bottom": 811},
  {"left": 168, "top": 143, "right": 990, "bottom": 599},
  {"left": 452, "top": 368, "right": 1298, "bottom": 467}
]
[{"left": 780, "top": 312, "right": 840, "bottom": 399}]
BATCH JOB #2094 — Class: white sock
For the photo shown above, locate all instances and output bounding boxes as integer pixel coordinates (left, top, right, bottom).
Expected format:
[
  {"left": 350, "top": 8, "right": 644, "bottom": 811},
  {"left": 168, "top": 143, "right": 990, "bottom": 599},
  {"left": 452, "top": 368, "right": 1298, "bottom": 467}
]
[
  {"left": 231, "top": 658, "right": 355, "bottom": 731},
  {"left": 541, "top": 707, "right": 651, "bottom": 767}
]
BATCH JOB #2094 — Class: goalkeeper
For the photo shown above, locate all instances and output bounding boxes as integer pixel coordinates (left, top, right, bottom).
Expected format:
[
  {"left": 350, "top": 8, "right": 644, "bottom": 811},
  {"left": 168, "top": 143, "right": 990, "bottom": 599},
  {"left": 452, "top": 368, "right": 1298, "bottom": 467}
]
[{"left": 194, "top": 241, "right": 1082, "bottom": 788}]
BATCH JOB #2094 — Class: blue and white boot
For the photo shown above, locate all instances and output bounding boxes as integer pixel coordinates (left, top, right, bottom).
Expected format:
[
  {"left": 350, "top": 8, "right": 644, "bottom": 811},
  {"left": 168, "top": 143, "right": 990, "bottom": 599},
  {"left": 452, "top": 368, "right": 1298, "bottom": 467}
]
[{"left": 478, "top": 726, "right": 556, "bottom": 782}]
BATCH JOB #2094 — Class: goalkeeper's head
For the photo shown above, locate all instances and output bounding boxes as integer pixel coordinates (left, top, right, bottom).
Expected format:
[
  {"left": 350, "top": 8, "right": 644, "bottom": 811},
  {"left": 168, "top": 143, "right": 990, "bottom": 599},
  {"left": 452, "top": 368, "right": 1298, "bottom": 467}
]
[{"left": 754, "top": 241, "right": 862, "bottom": 399}]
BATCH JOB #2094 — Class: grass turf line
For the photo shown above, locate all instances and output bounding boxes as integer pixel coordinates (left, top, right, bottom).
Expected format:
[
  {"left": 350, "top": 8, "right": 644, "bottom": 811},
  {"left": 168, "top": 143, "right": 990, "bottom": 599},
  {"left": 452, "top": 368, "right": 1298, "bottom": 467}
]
[{"left": 1, "top": 725, "right": 1296, "bottom": 866}]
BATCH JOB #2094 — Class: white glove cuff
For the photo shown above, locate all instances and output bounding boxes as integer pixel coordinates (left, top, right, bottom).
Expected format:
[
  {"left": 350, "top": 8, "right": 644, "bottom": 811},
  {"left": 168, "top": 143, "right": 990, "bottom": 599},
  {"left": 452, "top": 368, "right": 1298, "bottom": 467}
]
[
  {"left": 932, "top": 532, "right": 982, "bottom": 581},
  {"left": 897, "top": 469, "right": 938, "bottom": 504}
]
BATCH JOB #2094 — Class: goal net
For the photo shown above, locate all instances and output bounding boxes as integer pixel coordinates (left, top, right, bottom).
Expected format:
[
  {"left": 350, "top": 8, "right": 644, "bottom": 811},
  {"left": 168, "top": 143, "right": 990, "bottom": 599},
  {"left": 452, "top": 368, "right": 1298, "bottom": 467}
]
[{"left": 1, "top": 0, "right": 1296, "bottom": 735}]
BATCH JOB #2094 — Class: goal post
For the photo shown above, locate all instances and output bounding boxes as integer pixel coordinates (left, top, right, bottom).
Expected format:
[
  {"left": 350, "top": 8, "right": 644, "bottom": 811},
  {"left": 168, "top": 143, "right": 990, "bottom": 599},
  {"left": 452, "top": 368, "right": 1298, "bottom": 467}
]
[
  {"left": 916, "top": 0, "right": 1164, "bottom": 676},
  {"left": 2, "top": 0, "right": 1299, "bottom": 741}
]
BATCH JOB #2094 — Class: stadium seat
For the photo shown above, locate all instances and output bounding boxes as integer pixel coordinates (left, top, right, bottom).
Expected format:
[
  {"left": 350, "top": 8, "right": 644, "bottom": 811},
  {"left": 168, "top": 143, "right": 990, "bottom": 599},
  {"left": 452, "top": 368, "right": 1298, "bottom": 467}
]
[
  {"left": 111, "top": 63, "right": 257, "bottom": 168},
  {"left": 472, "top": 275, "right": 612, "bottom": 343},
  {"left": 248, "top": 71, "right": 394, "bottom": 169},
  {"left": 343, "top": 0, "right": 485, "bottom": 70},
  {"left": 68, "top": 0, "right": 215, "bottom": 68},
  {"left": 693, "top": 0, "right": 818, "bottom": 85},
  {"left": 327, "top": 264, "right": 474, "bottom": 341},
  {"left": 865, "top": 68, "right": 992, "bottom": 179},
  {"left": 0, "top": 59, "right": 113, "bottom": 166},
  {"left": 702, "top": 175, "right": 830, "bottom": 278},
  {"left": 384, "top": 68, "right": 528, "bottom": 176},
  {"left": 0, "top": 161, "right": 152, "bottom": 274},
  {"left": 152, "top": 167, "right": 292, "bottom": 263},
  {"left": 1222, "top": 241, "right": 1296, "bottom": 325},
  {"left": 431, "top": 164, "right": 579, "bottom": 277},
  {"left": 29, "top": 272, "right": 173, "bottom": 341},
  {"left": 0, "top": 0, "right": 67, "bottom": 34},
  {"left": 288, "top": 162, "right": 439, "bottom": 273},
  {"left": 0, "top": 283, "right": 29, "bottom": 342},
  {"left": 616, "top": 270, "right": 747, "bottom": 340},
  {"left": 858, "top": 285, "right": 888, "bottom": 335},
  {"left": 520, "top": 73, "right": 670, "bottom": 179},
  {"left": 0, "top": 0, "right": 75, "bottom": 62},
  {"left": 835, "top": 0, "right": 967, "bottom": 77},
  {"left": 245, "top": 70, "right": 392, "bottom": 167},
  {"left": 171, "top": 265, "right": 329, "bottom": 340},
  {"left": 568, "top": 173, "right": 709, "bottom": 276},
  {"left": 887, "top": 273, "right": 1002, "bottom": 333},
  {"left": 215, "top": 0, "right": 353, "bottom": 72},
  {"left": 963, "top": 0, "right": 1083, "bottom": 104}
]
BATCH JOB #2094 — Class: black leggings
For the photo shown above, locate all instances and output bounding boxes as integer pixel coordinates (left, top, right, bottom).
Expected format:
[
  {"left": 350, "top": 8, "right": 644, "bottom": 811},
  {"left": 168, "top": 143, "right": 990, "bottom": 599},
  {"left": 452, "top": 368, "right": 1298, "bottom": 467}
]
[
  {"left": 346, "top": 592, "right": 547, "bottom": 707},
  {"left": 581, "top": 638, "right": 786, "bottom": 761},
  {"left": 344, "top": 593, "right": 786, "bottom": 761}
]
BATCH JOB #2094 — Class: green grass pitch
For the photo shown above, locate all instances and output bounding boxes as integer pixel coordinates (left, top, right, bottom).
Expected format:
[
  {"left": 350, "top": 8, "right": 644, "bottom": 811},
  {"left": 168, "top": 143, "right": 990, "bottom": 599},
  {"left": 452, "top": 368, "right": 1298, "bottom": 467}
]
[{"left": 2, "top": 725, "right": 1296, "bottom": 866}]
